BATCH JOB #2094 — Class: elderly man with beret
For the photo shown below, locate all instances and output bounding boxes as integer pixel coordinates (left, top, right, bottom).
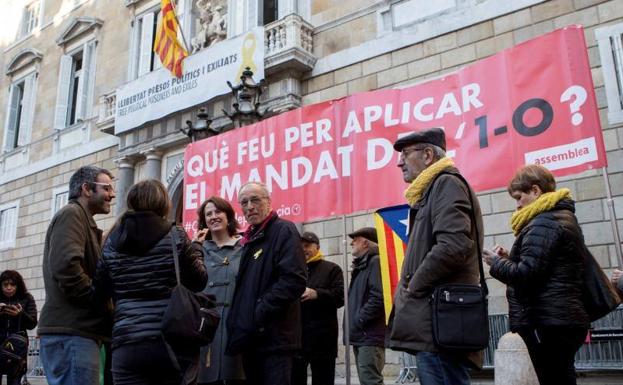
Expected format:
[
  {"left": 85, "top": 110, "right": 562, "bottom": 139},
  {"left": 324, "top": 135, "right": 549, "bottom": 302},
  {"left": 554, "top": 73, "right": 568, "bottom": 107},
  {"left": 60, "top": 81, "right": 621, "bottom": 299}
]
[
  {"left": 388, "top": 128, "right": 484, "bottom": 385},
  {"left": 345, "top": 227, "right": 386, "bottom": 385}
]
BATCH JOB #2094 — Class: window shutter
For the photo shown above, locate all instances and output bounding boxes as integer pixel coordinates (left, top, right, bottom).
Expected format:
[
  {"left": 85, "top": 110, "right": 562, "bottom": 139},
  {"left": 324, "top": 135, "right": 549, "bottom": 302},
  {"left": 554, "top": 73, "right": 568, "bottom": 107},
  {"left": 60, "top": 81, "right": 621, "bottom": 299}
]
[
  {"left": 128, "top": 19, "right": 139, "bottom": 80},
  {"left": 17, "top": 73, "right": 36, "bottom": 146},
  {"left": 3, "top": 85, "right": 19, "bottom": 151},
  {"left": 54, "top": 55, "right": 73, "bottom": 129},
  {"left": 76, "top": 41, "right": 96, "bottom": 122},
  {"left": 138, "top": 12, "right": 155, "bottom": 76}
]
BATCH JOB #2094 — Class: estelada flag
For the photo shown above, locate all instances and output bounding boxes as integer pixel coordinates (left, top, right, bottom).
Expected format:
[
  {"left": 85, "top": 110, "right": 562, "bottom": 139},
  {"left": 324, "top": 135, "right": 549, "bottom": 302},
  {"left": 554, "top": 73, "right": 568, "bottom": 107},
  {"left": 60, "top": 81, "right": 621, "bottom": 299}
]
[
  {"left": 154, "top": 0, "right": 188, "bottom": 78},
  {"left": 374, "top": 204, "right": 409, "bottom": 323}
]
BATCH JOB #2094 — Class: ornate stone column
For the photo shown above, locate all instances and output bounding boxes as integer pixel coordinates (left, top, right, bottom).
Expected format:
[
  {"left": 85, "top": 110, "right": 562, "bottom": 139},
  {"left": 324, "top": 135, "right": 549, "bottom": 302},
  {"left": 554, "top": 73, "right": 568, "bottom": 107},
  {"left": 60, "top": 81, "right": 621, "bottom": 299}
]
[
  {"left": 143, "top": 148, "right": 163, "bottom": 181},
  {"left": 114, "top": 156, "right": 136, "bottom": 216}
]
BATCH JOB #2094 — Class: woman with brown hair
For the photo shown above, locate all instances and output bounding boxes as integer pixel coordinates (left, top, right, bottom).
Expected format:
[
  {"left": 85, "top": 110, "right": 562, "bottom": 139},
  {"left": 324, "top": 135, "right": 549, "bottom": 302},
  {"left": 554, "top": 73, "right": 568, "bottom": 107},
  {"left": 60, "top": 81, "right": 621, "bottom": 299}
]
[
  {"left": 195, "top": 196, "right": 246, "bottom": 385},
  {"left": 98, "top": 179, "right": 207, "bottom": 385},
  {"left": 0, "top": 270, "right": 37, "bottom": 385},
  {"left": 483, "top": 164, "right": 590, "bottom": 385}
]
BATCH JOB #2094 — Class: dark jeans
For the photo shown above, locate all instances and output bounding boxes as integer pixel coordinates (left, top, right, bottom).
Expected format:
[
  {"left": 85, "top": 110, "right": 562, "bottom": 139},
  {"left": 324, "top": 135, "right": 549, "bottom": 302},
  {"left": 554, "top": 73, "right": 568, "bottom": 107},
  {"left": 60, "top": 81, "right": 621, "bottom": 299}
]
[
  {"left": 518, "top": 326, "right": 587, "bottom": 385},
  {"left": 241, "top": 351, "right": 293, "bottom": 385},
  {"left": 199, "top": 381, "right": 247, "bottom": 385},
  {"left": 353, "top": 346, "right": 385, "bottom": 385},
  {"left": 415, "top": 351, "right": 471, "bottom": 385},
  {"left": 291, "top": 353, "right": 336, "bottom": 385},
  {"left": 112, "top": 338, "right": 182, "bottom": 385}
]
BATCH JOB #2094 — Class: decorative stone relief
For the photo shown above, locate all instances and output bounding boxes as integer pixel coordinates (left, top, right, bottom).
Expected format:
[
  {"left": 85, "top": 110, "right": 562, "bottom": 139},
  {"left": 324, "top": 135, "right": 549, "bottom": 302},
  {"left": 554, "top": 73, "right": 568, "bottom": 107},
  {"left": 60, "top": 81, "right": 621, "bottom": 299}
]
[{"left": 191, "top": 0, "right": 227, "bottom": 53}]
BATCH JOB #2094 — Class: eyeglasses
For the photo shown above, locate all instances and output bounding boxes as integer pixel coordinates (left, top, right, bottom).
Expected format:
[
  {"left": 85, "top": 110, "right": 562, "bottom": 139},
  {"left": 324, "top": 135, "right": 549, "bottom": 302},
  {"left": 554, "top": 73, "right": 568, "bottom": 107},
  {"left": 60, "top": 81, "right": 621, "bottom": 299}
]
[
  {"left": 92, "top": 182, "right": 116, "bottom": 193},
  {"left": 400, "top": 146, "right": 427, "bottom": 158},
  {"left": 238, "top": 195, "right": 267, "bottom": 207}
]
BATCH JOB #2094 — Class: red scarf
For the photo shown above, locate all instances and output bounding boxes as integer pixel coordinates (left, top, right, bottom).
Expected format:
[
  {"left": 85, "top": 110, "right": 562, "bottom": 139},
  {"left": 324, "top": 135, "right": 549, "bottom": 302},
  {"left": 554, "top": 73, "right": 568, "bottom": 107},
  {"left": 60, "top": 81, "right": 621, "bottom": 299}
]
[{"left": 240, "top": 211, "right": 277, "bottom": 246}]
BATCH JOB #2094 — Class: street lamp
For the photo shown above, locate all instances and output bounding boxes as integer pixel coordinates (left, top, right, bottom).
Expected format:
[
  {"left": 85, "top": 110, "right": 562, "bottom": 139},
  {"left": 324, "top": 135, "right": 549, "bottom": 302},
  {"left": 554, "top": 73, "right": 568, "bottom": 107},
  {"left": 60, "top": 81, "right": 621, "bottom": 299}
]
[
  {"left": 182, "top": 108, "right": 218, "bottom": 142},
  {"left": 224, "top": 67, "right": 265, "bottom": 128}
]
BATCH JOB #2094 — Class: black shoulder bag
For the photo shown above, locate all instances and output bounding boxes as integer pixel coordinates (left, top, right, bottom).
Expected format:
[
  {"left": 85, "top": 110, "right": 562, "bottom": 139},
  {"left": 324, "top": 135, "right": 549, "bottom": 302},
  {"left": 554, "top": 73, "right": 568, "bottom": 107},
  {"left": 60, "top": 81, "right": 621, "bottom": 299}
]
[
  {"left": 430, "top": 173, "right": 489, "bottom": 351},
  {"left": 0, "top": 315, "right": 28, "bottom": 376},
  {"left": 161, "top": 228, "right": 220, "bottom": 351}
]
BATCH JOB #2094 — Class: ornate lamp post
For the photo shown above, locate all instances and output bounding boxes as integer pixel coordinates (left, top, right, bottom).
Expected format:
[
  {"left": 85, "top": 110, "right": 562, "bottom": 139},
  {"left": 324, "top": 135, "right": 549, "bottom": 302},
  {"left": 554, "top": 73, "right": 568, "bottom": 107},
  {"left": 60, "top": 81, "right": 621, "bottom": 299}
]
[
  {"left": 182, "top": 108, "right": 218, "bottom": 142},
  {"left": 224, "top": 67, "right": 266, "bottom": 128}
]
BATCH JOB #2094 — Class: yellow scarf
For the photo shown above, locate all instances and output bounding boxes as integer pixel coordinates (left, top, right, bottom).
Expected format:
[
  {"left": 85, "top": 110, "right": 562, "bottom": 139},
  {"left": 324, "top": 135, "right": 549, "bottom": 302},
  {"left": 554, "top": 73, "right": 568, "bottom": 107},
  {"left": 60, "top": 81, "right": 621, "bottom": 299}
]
[
  {"left": 404, "top": 157, "right": 455, "bottom": 207},
  {"left": 306, "top": 250, "right": 324, "bottom": 264},
  {"left": 510, "top": 188, "right": 572, "bottom": 235}
]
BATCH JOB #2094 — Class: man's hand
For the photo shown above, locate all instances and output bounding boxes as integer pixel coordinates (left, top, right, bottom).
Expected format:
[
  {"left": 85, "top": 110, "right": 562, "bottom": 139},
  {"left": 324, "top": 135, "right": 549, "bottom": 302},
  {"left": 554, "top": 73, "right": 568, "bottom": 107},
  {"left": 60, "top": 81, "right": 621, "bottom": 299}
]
[{"left": 301, "top": 287, "right": 318, "bottom": 302}]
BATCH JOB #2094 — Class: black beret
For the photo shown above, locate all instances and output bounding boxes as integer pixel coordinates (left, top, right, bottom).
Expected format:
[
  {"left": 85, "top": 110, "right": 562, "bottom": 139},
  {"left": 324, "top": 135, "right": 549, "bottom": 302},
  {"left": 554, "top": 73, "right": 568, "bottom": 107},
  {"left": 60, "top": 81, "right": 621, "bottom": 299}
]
[
  {"left": 393, "top": 127, "right": 446, "bottom": 151},
  {"left": 300, "top": 231, "right": 320, "bottom": 245},
  {"left": 348, "top": 227, "right": 378, "bottom": 244}
]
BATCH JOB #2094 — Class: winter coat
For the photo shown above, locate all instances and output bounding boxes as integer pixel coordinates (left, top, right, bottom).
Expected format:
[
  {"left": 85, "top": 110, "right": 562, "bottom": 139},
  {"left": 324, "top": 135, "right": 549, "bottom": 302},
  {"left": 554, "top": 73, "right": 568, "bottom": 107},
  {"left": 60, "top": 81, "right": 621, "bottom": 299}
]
[
  {"left": 489, "top": 199, "right": 590, "bottom": 331},
  {"left": 226, "top": 214, "right": 307, "bottom": 354},
  {"left": 98, "top": 211, "right": 207, "bottom": 349},
  {"left": 0, "top": 292, "right": 37, "bottom": 338},
  {"left": 39, "top": 199, "right": 112, "bottom": 342},
  {"left": 346, "top": 248, "right": 386, "bottom": 347},
  {"left": 389, "top": 170, "right": 484, "bottom": 368},
  {"left": 198, "top": 238, "right": 245, "bottom": 383},
  {"left": 302, "top": 259, "right": 344, "bottom": 357}
]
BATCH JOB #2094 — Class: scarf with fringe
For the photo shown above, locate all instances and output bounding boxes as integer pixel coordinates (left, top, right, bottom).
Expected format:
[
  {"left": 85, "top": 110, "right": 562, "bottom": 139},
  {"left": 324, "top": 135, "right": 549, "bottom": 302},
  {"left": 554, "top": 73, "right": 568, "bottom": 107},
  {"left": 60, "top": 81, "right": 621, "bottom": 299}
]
[
  {"left": 404, "top": 157, "right": 455, "bottom": 207},
  {"left": 510, "top": 188, "right": 572, "bottom": 235}
]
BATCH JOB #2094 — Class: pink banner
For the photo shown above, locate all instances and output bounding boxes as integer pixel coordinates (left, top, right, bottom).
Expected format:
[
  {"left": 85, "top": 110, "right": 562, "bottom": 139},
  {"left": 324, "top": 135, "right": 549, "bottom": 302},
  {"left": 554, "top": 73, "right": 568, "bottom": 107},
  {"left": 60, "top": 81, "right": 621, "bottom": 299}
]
[{"left": 182, "top": 26, "right": 606, "bottom": 234}]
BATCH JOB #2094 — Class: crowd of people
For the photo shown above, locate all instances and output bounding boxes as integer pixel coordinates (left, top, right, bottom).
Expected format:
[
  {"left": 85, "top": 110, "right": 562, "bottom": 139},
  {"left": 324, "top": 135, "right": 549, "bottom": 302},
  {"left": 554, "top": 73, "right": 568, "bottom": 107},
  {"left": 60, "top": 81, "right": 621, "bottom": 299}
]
[{"left": 21, "top": 127, "right": 620, "bottom": 385}]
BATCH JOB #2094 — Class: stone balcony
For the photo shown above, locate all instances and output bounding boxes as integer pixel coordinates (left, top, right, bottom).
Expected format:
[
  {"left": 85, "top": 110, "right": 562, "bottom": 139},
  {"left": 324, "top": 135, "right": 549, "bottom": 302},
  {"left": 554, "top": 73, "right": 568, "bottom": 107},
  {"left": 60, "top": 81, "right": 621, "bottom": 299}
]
[
  {"left": 264, "top": 14, "right": 316, "bottom": 76},
  {"left": 96, "top": 90, "right": 116, "bottom": 134}
]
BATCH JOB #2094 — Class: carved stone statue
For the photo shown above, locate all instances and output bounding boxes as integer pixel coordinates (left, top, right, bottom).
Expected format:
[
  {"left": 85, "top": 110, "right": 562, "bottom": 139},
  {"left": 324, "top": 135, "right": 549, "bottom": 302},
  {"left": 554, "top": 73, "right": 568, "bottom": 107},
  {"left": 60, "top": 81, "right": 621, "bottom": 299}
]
[{"left": 191, "top": 0, "right": 227, "bottom": 53}]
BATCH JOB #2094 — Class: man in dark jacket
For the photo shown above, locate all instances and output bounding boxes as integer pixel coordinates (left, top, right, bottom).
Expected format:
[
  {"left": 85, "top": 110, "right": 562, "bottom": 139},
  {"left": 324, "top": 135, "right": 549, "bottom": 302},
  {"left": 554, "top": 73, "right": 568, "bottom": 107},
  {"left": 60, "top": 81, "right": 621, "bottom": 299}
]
[
  {"left": 292, "top": 231, "right": 344, "bottom": 385},
  {"left": 226, "top": 182, "right": 307, "bottom": 385},
  {"left": 39, "top": 165, "right": 116, "bottom": 385},
  {"left": 346, "top": 227, "right": 385, "bottom": 385},
  {"left": 389, "top": 128, "right": 484, "bottom": 385}
]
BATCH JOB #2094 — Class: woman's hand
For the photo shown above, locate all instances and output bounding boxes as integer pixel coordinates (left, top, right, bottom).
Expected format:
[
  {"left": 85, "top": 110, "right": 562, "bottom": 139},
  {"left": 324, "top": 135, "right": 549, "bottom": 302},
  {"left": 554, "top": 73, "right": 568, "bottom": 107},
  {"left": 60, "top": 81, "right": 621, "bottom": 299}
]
[
  {"left": 193, "top": 228, "right": 209, "bottom": 243},
  {"left": 612, "top": 269, "right": 623, "bottom": 285},
  {"left": 493, "top": 245, "right": 509, "bottom": 258},
  {"left": 3, "top": 304, "right": 21, "bottom": 317}
]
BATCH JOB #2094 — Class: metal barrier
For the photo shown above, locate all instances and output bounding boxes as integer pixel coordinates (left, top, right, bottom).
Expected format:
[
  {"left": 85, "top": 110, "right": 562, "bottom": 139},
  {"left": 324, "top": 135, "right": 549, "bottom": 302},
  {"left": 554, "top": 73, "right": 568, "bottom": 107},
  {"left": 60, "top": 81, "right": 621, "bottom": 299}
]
[
  {"left": 396, "top": 308, "right": 623, "bottom": 382},
  {"left": 26, "top": 336, "right": 44, "bottom": 377}
]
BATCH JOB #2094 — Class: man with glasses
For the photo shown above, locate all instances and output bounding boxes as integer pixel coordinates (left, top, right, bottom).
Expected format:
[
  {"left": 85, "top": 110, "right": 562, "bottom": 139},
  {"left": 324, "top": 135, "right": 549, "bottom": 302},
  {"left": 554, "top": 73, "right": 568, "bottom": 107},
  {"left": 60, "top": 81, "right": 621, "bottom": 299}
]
[
  {"left": 39, "top": 165, "right": 116, "bottom": 385},
  {"left": 226, "top": 181, "right": 307, "bottom": 385},
  {"left": 388, "top": 128, "right": 484, "bottom": 385}
]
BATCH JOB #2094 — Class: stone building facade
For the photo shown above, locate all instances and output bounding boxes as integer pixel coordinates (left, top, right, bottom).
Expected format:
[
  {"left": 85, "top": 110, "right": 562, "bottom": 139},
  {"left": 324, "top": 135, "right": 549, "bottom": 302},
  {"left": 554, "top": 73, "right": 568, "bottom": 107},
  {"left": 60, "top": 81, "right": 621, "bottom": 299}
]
[{"left": 0, "top": 0, "right": 622, "bottom": 378}]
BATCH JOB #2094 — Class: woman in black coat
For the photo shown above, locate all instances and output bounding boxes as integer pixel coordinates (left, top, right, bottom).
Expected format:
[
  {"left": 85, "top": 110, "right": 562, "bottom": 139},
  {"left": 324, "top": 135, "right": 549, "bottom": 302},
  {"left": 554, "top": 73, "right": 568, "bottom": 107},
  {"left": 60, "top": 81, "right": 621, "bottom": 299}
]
[
  {"left": 483, "top": 164, "right": 590, "bottom": 385},
  {"left": 98, "top": 179, "right": 207, "bottom": 385},
  {"left": 0, "top": 270, "right": 37, "bottom": 385}
]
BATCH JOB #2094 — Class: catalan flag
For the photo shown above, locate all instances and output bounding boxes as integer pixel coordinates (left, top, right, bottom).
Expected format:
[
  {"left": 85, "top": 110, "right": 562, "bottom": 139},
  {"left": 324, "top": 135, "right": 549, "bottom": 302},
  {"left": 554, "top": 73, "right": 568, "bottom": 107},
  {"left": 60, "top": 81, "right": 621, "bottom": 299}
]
[
  {"left": 374, "top": 204, "right": 410, "bottom": 323},
  {"left": 154, "top": 0, "right": 188, "bottom": 78}
]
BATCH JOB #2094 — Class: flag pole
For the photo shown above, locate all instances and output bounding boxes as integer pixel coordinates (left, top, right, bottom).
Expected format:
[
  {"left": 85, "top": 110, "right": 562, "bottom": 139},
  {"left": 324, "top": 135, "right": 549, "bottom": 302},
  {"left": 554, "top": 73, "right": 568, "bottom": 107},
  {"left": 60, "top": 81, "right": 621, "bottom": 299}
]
[
  {"left": 168, "top": 0, "right": 190, "bottom": 53},
  {"left": 342, "top": 214, "right": 351, "bottom": 385},
  {"left": 602, "top": 167, "right": 623, "bottom": 267}
]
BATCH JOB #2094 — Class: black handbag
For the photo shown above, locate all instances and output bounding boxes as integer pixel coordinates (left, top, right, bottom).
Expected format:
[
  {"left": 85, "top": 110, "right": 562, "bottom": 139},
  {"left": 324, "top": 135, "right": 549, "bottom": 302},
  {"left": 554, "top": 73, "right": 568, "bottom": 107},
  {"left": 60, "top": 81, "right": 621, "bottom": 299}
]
[
  {"left": 430, "top": 172, "right": 489, "bottom": 351},
  {"left": 581, "top": 245, "right": 621, "bottom": 321},
  {"left": 161, "top": 228, "right": 220, "bottom": 352}
]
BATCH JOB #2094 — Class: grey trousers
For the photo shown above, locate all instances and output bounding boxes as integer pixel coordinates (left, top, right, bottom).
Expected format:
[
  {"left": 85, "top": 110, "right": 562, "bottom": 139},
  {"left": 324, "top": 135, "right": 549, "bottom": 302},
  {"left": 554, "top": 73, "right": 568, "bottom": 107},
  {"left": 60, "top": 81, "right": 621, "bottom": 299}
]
[{"left": 353, "top": 346, "right": 385, "bottom": 385}]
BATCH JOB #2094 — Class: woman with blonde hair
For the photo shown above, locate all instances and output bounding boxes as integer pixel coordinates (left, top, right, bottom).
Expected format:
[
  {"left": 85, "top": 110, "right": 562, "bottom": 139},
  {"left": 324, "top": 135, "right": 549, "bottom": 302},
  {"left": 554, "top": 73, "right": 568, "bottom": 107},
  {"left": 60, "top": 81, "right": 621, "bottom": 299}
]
[
  {"left": 98, "top": 179, "right": 207, "bottom": 385},
  {"left": 195, "top": 196, "right": 246, "bottom": 385},
  {"left": 483, "top": 164, "right": 590, "bottom": 385}
]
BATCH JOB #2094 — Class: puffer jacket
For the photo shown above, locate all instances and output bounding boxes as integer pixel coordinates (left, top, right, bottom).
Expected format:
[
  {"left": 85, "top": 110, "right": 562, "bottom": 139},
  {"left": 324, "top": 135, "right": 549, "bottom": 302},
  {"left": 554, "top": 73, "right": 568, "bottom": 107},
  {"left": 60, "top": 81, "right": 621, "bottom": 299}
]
[
  {"left": 0, "top": 292, "right": 38, "bottom": 338},
  {"left": 98, "top": 211, "right": 207, "bottom": 349},
  {"left": 489, "top": 199, "right": 590, "bottom": 331}
]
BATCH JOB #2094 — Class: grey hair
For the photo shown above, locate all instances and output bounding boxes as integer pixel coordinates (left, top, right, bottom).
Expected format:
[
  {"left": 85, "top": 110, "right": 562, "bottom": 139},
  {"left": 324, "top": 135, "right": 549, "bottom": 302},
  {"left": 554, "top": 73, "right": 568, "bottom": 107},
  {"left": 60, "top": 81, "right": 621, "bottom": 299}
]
[
  {"left": 68, "top": 166, "right": 113, "bottom": 200},
  {"left": 239, "top": 181, "right": 271, "bottom": 198},
  {"left": 428, "top": 144, "right": 446, "bottom": 160}
]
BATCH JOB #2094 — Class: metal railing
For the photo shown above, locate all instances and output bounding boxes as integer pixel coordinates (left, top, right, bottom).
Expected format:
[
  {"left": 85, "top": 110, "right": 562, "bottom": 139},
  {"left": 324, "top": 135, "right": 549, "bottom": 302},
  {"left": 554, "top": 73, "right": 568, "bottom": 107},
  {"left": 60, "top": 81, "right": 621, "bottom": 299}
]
[
  {"left": 26, "top": 336, "right": 44, "bottom": 377},
  {"left": 396, "top": 308, "right": 623, "bottom": 382}
]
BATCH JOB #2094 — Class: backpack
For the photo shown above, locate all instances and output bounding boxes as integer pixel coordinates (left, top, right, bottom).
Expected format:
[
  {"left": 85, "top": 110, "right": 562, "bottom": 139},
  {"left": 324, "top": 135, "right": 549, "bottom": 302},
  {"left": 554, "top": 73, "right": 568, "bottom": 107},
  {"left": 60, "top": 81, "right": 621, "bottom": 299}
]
[{"left": 0, "top": 332, "right": 28, "bottom": 375}]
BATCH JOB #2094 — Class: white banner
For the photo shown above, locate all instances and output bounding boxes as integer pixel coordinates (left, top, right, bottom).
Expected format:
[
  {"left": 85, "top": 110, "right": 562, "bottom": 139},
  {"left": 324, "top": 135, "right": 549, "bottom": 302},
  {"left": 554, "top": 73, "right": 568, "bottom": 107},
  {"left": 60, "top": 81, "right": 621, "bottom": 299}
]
[{"left": 114, "top": 28, "right": 265, "bottom": 134}]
